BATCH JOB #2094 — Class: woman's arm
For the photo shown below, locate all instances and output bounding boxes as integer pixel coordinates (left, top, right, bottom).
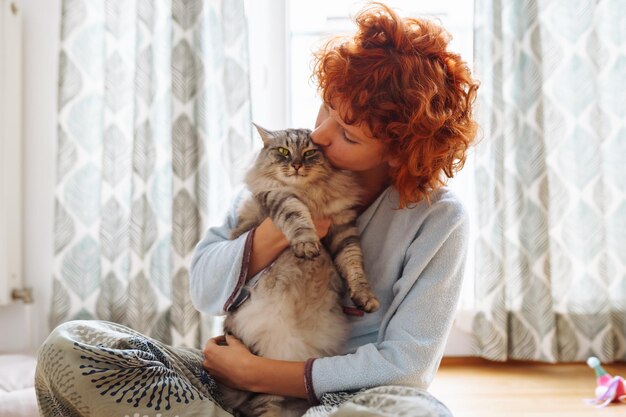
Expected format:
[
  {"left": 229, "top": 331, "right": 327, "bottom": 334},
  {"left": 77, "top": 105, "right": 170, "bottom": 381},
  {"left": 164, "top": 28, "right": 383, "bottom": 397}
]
[
  {"left": 246, "top": 218, "right": 289, "bottom": 279},
  {"left": 190, "top": 190, "right": 255, "bottom": 314}
]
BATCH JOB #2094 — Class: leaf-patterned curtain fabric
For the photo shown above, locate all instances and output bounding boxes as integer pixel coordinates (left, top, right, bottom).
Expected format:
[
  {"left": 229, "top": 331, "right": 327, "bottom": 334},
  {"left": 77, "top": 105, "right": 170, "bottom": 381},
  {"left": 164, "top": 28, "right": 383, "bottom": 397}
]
[
  {"left": 52, "top": 0, "right": 252, "bottom": 347},
  {"left": 472, "top": 0, "right": 626, "bottom": 362}
]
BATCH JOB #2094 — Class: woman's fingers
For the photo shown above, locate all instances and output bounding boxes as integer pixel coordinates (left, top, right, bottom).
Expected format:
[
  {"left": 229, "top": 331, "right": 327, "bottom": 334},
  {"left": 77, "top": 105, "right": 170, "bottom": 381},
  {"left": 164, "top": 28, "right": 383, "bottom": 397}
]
[
  {"left": 205, "top": 335, "right": 224, "bottom": 347},
  {"left": 224, "top": 333, "right": 244, "bottom": 347},
  {"left": 201, "top": 333, "right": 254, "bottom": 390},
  {"left": 214, "top": 335, "right": 227, "bottom": 345},
  {"left": 203, "top": 335, "right": 225, "bottom": 358}
]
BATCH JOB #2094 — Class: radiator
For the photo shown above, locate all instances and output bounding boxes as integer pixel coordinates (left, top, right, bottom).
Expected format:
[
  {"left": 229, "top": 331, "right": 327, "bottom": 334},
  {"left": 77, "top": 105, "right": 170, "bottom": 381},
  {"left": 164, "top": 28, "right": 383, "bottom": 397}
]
[{"left": 0, "top": 0, "right": 23, "bottom": 306}]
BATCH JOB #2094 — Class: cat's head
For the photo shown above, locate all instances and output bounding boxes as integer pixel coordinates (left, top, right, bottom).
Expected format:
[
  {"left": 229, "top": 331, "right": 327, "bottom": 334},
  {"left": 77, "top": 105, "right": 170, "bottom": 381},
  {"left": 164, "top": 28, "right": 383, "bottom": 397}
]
[{"left": 253, "top": 124, "right": 333, "bottom": 185}]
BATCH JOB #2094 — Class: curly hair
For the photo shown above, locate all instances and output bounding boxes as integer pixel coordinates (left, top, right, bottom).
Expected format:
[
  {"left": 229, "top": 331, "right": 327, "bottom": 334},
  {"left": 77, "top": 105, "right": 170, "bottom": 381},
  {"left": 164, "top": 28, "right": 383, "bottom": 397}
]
[{"left": 313, "top": 3, "right": 479, "bottom": 207}]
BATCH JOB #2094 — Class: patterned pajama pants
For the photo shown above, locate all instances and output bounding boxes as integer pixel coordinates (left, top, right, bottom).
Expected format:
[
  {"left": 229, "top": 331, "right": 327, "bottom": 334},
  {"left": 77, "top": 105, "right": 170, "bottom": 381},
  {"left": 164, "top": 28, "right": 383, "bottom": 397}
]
[{"left": 35, "top": 320, "right": 452, "bottom": 417}]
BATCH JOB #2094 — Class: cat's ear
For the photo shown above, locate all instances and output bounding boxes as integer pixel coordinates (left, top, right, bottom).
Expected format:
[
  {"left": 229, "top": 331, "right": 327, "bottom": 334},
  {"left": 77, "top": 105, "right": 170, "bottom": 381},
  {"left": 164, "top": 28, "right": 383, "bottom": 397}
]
[{"left": 252, "top": 123, "right": 274, "bottom": 147}]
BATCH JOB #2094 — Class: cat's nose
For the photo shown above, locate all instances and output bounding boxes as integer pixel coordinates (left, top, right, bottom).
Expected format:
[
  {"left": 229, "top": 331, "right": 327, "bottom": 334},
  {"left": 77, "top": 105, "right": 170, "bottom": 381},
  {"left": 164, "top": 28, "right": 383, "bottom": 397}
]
[{"left": 291, "top": 162, "right": 302, "bottom": 171}]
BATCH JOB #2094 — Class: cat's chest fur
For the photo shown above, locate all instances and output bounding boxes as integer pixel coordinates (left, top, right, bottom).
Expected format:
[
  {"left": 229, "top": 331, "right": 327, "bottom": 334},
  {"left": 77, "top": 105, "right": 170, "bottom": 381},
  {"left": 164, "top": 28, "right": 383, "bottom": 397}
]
[
  {"left": 224, "top": 175, "right": 356, "bottom": 362},
  {"left": 278, "top": 173, "right": 361, "bottom": 218},
  {"left": 225, "top": 249, "right": 349, "bottom": 361}
]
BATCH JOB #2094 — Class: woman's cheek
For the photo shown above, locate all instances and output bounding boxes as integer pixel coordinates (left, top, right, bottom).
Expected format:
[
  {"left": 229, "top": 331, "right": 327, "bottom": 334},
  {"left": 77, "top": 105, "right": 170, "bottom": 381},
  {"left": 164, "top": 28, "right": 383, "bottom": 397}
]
[
  {"left": 320, "top": 147, "right": 340, "bottom": 167},
  {"left": 328, "top": 152, "right": 350, "bottom": 169}
]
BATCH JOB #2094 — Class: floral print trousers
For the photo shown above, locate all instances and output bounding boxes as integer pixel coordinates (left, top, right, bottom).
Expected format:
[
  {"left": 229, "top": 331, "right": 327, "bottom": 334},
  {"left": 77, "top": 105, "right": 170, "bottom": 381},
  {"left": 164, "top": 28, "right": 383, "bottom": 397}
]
[{"left": 35, "top": 320, "right": 452, "bottom": 417}]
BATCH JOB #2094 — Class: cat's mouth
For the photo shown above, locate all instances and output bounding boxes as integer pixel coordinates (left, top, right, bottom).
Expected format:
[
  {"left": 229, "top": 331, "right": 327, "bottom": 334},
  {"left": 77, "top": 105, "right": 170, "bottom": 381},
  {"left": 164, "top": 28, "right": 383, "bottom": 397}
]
[{"left": 284, "top": 168, "right": 307, "bottom": 178}]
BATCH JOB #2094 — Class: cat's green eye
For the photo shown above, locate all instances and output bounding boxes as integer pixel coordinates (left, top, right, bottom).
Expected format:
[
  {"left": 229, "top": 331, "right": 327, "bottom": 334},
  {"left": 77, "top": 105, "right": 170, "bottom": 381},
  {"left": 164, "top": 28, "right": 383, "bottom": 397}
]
[
  {"left": 303, "top": 149, "right": 317, "bottom": 158},
  {"left": 276, "top": 147, "right": 290, "bottom": 157}
]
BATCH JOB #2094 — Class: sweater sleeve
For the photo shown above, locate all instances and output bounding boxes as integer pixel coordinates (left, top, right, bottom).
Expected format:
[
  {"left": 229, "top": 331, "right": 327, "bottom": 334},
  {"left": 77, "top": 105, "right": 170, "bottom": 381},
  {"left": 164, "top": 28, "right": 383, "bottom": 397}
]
[
  {"left": 306, "top": 200, "right": 469, "bottom": 400},
  {"left": 190, "top": 189, "right": 257, "bottom": 315}
]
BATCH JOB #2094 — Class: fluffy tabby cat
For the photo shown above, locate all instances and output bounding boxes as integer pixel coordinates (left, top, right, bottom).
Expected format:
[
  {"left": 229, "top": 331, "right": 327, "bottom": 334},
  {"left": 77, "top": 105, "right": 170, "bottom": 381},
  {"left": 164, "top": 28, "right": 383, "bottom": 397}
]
[{"left": 219, "top": 125, "right": 380, "bottom": 417}]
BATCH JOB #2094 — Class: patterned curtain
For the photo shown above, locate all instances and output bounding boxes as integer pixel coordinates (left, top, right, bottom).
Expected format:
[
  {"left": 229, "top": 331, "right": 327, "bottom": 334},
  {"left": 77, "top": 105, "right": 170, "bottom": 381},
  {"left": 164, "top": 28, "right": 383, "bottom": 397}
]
[
  {"left": 51, "top": 0, "right": 252, "bottom": 348},
  {"left": 472, "top": 0, "right": 626, "bottom": 362}
]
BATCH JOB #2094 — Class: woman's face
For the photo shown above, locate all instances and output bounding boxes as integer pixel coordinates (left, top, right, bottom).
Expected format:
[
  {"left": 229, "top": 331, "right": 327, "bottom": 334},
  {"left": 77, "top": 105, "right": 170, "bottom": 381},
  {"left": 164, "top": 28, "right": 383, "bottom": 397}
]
[{"left": 310, "top": 104, "right": 391, "bottom": 172}]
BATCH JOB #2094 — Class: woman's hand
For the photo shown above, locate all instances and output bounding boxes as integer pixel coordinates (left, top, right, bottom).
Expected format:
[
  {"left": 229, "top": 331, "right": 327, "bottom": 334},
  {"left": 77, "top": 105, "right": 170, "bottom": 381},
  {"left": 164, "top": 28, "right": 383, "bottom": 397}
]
[
  {"left": 203, "top": 334, "right": 308, "bottom": 398},
  {"left": 202, "top": 334, "right": 257, "bottom": 391},
  {"left": 313, "top": 218, "right": 331, "bottom": 239}
]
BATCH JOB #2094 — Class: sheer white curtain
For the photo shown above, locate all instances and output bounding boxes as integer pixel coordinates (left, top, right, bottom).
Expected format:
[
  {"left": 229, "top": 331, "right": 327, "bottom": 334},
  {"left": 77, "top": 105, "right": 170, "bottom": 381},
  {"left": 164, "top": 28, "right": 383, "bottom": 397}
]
[
  {"left": 51, "top": 0, "right": 252, "bottom": 348},
  {"left": 472, "top": 0, "right": 626, "bottom": 362}
]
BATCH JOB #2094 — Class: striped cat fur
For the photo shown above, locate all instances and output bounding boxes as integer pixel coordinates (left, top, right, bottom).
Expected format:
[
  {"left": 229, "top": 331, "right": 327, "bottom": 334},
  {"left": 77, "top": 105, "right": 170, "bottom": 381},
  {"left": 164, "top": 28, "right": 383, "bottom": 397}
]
[{"left": 219, "top": 125, "right": 379, "bottom": 417}]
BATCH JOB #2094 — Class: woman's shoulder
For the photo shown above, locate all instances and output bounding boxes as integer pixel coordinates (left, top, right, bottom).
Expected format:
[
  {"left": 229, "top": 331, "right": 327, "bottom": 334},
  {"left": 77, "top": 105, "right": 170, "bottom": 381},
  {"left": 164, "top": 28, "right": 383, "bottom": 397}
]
[
  {"left": 427, "top": 187, "right": 468, "bottom": 222},
  {"left": 384, "top": 186, "right": 467, "bottom": 225},
  {"left": 365, "top": 186, "right": 468, "bottom": 250}
]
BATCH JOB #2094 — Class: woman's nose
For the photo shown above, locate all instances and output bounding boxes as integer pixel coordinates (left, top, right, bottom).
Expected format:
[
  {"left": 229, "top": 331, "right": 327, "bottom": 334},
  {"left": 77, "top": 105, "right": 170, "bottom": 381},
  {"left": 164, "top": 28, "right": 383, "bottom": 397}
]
[{"left": 311, "top": 121, "right": 330, "bottom": 146}]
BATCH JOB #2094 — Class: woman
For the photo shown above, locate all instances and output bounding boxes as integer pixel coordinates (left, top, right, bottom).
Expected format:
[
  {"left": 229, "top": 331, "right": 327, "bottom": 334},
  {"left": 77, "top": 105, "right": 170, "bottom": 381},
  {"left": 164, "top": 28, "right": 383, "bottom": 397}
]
[
  {"left": 36, "top": 3, "right": 478, "bottom": 416},
  {"left": 198, "top": 2, "right": 477, "bottom": 404}
]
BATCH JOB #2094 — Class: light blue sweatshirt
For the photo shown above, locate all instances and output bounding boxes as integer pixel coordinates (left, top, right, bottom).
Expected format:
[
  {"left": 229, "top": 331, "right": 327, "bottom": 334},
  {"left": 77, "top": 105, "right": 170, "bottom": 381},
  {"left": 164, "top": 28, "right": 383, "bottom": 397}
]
[{"left": 190, "top": 186, "right": 468, "bottom": 404}]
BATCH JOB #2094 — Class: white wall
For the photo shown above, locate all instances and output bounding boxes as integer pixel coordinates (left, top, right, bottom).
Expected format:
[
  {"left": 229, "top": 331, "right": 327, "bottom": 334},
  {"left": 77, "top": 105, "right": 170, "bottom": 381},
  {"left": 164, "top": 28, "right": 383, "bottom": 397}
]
[
  {"left": 0, "top": 0, "right": 473, "bottom": 356},
  {"left": 0, "top": 0, "right": 59, "bottom": 353}
]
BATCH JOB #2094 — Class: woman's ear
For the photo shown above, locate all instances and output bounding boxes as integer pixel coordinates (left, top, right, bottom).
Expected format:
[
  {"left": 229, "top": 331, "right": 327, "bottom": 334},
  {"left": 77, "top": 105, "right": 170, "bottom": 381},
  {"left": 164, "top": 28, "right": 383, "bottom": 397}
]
[{"left": 385, "top": 154, "right": 401, "bottom": 168}]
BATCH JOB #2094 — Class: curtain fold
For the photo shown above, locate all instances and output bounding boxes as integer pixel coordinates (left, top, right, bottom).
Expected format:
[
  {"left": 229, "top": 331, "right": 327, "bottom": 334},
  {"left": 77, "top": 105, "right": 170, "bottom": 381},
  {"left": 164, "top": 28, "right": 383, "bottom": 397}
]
[
  {"left": 51, "top": 0, "right": 252, "bottom": 348},
  {"left": 472, "top": 0, "right": 626, "bottom": 362}
]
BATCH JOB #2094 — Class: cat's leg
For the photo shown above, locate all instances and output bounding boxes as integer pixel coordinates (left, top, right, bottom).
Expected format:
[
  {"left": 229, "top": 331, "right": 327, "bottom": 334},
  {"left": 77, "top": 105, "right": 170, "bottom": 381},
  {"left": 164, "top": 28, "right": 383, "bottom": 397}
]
[
  {"left": 217, "top": 384, "right": 253, "bottom": 414},
  {"left": 282, "top": 397, "right": 311, "bottom": 417},
  {"left": 255, "top": 190, "right": 320, "bottom": 259},
  {"left": 326, "top": 214, "right": 380, "bottom": 313},
  {"left": 238, "top": 393, "right": 284, "bottom": 417}
]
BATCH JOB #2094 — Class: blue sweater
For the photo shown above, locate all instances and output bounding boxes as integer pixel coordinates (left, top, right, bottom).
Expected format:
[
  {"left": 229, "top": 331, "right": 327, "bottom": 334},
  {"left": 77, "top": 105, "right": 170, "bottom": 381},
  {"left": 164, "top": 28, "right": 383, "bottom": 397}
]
[{"left": 190, "top": 186, "right": 468, "bottom": 403}]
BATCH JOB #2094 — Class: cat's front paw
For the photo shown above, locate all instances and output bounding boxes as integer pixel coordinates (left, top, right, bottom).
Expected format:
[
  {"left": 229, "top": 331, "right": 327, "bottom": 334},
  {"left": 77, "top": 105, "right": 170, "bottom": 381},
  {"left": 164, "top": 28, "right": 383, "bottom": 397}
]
[
  {"left": 351, "top": 290, "right": 380, "bottom": 313},
  {"left": 291, "top": 240, "right": 320, "bottom": 259}
]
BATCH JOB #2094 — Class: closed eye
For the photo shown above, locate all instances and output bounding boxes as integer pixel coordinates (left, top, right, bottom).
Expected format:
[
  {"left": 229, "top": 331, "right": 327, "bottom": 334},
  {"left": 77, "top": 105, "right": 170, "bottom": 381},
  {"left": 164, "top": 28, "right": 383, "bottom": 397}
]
[
  {"left": 342, "top": 131, "right": 358, "bottom": 144},
  {"left": 303, "top": 149, "right": 317, "bottom": 158}
]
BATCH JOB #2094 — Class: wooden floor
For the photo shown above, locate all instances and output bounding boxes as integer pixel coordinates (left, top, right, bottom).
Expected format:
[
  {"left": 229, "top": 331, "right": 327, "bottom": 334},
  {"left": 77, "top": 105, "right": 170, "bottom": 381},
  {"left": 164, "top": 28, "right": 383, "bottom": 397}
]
[{"left": 428, "top": 358, "right": 626, "bottom": 417}]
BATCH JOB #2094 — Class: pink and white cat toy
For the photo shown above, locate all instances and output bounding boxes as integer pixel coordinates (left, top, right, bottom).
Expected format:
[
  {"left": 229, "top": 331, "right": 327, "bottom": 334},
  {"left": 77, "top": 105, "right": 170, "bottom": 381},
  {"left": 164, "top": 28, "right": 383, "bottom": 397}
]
[{"left": 585, "top": 356, "right": 626, "bottom": 407}]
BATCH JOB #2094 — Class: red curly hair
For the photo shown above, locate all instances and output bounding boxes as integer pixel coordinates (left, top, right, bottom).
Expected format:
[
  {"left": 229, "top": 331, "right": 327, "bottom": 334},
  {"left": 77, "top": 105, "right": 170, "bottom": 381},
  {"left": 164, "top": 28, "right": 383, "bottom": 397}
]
[{"left": 313, "top": 3, "right": 479, "bottom": 207}]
